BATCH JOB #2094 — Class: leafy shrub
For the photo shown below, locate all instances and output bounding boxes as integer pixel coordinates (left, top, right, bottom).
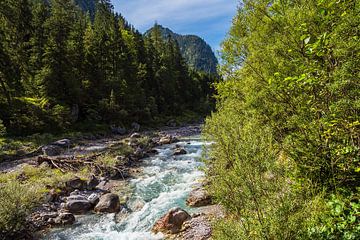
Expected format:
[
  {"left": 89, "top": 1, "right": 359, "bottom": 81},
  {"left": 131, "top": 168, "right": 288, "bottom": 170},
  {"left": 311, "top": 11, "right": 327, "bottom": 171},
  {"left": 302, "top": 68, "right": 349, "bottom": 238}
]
[
  {"left": 309, "top": 193, "right": 360, "bottom": 240},
  {"left": 0, "top": 181, "right": 42, "bottom": 238},
  {"left": 0, "top": 119, "right": 5, "bottom": 137}
]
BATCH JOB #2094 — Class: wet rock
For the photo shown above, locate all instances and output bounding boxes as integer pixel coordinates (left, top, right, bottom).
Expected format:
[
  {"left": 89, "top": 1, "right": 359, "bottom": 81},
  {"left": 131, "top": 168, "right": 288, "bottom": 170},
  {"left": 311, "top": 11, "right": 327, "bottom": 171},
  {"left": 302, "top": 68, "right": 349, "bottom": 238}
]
[
  {"left": 42, "top": 145, "right": 63, "bottom": 156},
  {"left": 94, "top": 193, "right": 121, "bottom": 213},
  {"left": 186, "top": 188, "right": 212, "bottom": 207},
  {"left": 88, "top": 193, "right": 100, "bottom": 206},
  {"left": 174, "top": 148, "right": 187, "bottom": 156},
  {"left": 152, "top": 207, "right": 191, "bottom": 234},
  {"left": 130, "top": 133, "right": 142, "bottom": 138},
  {"left": 65, "top": 199, "right": 92, "bottom": 214},
  {"left": 54, "top": 212, "right": 75, "bottom": 226},
  {"left": 86, "top": 175, "right": 99, "bottom": 190},
  {"left": 65, "top": 177, "right": 86, "bottom": 191}
]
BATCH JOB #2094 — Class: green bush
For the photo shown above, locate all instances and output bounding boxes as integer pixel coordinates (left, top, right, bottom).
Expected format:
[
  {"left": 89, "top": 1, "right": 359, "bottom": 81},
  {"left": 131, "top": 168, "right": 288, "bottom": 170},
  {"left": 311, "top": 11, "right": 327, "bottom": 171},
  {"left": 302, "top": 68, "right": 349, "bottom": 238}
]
[
  {"left": 0, "top": 181, "right": 42, "bottom": 238},
  {"left": 309, "top": 193, "right": 360, "bottom": 240},
  {"left": 0, "top": 120, "right": 5, "bottom": 137},
  {"left": 204, "top": 0, "right": 359, "bottom": 239}
]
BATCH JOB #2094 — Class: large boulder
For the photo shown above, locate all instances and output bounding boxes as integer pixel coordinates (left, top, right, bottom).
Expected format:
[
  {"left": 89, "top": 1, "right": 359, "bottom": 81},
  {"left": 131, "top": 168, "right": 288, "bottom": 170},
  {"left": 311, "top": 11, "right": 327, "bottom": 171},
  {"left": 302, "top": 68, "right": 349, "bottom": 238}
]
[
  {"left": 94, "top": 193, "right": 121, "bottom": 213},
  {"left": 186, "top": 188, "right": 212, "bottom": 207},
  {"left": 152, "top": 207, "right": 191, "bottom": 234},
  {"left": 65, "top": 199, "right": 92, "bottom": 214}
]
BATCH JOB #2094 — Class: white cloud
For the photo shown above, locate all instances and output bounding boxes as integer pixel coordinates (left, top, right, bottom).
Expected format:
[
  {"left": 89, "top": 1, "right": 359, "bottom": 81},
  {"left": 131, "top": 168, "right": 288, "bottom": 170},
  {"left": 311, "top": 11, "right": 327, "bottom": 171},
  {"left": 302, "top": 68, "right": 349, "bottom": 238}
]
[{"left": 114, "top": 0, "right": 238, "bottom": 31}]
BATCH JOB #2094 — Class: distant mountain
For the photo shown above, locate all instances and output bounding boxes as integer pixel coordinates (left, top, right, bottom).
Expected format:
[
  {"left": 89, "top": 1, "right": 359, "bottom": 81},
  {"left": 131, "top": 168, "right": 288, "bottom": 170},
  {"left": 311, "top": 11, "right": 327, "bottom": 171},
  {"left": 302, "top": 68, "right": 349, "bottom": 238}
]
[{"left": 146, "top": 25, "right": 218, "bottom": 74}]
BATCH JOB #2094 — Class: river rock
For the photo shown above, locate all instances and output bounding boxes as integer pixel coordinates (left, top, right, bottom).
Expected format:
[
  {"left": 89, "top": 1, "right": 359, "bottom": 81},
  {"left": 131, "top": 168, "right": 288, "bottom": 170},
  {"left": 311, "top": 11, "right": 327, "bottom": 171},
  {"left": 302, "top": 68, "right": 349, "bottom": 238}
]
[
  {"left": 186, "top": 188, "right": 212, "bottom": 207},
  {"left": 174, "top": 148, "right": 187, "bottom": 155},
  {"left": 88, "top": 193, "right": 100, "bottom": 206},
  {"left": 65, "top": 199, "right": 92, "bottom": 214},
  {"left": 158, "top": 135, "right": 178, "bottom": 145},
  {"left": 42, "top": 145, "right": 63, "bottom": 156},
  {"left": 94, "top": 193, "right": 121, "bottom": 213},
  {"left": 152, "top": 207, "right": 191, "bottom": 234},
  {"left": 54, "top": 212, "right": 76, "bottom": 225}
]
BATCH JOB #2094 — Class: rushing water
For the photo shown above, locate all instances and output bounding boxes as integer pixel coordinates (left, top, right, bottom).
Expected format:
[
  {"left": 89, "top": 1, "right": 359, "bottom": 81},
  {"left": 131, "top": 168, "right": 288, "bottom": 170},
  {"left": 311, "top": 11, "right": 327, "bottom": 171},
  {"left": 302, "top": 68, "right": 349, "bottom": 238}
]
[{"left": 44, "top": 136, "right": 208, "bottom": 240}]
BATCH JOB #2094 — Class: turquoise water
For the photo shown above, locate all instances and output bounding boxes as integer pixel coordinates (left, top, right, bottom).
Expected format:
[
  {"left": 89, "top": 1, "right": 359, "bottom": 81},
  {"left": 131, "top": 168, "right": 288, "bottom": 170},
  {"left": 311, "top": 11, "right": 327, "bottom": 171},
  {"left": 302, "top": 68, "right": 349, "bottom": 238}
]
[{"left": 44, "top": 136, "right": 208, "bottom": 240}]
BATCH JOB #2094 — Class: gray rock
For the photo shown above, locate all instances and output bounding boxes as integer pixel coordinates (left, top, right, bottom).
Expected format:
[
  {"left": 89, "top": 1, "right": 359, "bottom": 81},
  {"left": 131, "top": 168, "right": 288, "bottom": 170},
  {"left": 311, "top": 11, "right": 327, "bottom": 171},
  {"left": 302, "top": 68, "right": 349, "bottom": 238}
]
[
  {"left": 94, "top": 193, "right": 121, "bottom": 213},
  {"left": 66, "top": 195, "right": 87, "bottom": 202},
  {"left": 42, "top": 145, "right": 63, "bottom": 156},
  {"left": 65, "top": 200, "right": 92, "bottom": 214},
  {"left": 182, "top": 215, "right": 212, "bottom": 240},
  {"left": 54, "top": 212, "right": 76, "bottom": 225},
  {"left": 88, "top": 193, "right": 100, "bottom": 206}
]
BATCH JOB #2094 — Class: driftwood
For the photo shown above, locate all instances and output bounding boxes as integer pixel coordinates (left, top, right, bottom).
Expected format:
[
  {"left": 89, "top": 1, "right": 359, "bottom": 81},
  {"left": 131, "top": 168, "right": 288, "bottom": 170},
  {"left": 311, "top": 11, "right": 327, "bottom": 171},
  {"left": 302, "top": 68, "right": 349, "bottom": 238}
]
[{"left": 37, "top": 154, "right": 128, "bottom": 179}]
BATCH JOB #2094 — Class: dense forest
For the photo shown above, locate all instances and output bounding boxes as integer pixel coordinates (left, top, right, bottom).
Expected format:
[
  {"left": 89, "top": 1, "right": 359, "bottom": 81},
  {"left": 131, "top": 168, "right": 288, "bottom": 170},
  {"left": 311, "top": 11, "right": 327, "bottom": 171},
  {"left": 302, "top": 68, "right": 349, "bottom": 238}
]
[
  {"left": 205, "top": 0, "right": 359, "bottom": 239},
  {"left": 0, "top": 0, "right": 216, "bottom": 137}
]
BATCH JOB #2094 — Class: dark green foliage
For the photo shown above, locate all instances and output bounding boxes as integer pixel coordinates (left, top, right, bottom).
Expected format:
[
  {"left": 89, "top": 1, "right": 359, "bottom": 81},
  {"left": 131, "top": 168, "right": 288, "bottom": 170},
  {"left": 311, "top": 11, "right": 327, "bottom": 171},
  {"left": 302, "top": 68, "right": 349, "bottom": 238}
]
[
  {"left": 0, "top": 0, "right": 216, "bottom": 136},
  {"left": 146, "top": 25, "right": 218, "bottom": 74},
  {"left": 205, "top": 0, "right": 359, "bottom": 239}
]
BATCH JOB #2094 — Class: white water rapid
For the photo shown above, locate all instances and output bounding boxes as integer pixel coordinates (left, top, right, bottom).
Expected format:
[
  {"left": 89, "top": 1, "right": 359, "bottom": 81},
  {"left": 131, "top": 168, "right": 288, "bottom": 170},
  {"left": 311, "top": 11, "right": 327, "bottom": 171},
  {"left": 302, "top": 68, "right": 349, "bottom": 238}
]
[{"left": 44, "top": 136, "right": 209, "bottom": 240}]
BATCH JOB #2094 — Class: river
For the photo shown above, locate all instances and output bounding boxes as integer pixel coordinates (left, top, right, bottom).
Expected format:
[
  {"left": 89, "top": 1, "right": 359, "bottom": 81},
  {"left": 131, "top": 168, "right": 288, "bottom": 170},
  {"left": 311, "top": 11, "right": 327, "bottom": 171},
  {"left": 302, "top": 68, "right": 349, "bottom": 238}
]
[{"left": 44, "top": 135, "right": 209, "bottom": 240}]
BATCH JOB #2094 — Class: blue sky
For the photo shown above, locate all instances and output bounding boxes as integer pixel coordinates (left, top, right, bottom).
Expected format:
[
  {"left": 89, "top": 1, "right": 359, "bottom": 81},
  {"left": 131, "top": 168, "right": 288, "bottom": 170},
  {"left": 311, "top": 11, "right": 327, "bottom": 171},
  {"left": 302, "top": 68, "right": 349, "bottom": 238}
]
[{"left": 112, "top": 0, "right": 239, "bottom": 53}]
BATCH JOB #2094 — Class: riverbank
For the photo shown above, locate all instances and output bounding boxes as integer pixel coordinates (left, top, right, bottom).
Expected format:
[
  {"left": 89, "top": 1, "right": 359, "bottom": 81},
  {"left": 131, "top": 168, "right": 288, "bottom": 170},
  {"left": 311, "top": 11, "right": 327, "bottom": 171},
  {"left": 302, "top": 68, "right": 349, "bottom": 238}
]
[{"left": 0, "top": 125, "right": 221, "bottom": 240}]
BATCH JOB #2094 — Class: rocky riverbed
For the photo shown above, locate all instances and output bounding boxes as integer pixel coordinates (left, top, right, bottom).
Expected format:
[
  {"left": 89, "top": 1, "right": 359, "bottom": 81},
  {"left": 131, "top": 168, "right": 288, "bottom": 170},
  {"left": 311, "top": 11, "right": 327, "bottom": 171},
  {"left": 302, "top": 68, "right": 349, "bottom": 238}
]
[{"left": 1, "top": 125, "right": 223, "bottom": 240}]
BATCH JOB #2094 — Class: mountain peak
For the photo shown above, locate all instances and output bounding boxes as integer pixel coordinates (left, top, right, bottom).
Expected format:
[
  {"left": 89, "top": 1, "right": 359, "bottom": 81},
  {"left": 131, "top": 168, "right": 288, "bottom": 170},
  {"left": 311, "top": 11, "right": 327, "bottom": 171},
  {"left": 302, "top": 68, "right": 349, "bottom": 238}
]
[{"left": 147, "top": 25, "right": 218, "bottom": 74}]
